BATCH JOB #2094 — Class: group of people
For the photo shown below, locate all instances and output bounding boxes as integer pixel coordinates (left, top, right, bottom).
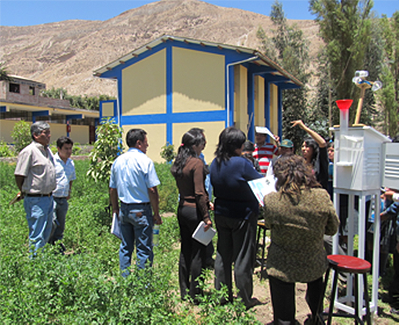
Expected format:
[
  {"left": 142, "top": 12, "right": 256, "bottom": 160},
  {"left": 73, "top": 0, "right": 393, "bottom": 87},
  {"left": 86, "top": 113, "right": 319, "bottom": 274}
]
[
  {"left": 14, "top": 121, "right": 76, "bottom": 254},
  {"left": 18, "top": 119, "right": 395, "bottom": 323}
]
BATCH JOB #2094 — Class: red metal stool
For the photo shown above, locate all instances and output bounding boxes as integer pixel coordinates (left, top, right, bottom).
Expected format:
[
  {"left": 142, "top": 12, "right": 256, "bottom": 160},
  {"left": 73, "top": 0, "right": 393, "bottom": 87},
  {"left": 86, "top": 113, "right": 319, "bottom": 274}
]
[{"left": 318, "top": 254, "right": 372, "bottom": 325}]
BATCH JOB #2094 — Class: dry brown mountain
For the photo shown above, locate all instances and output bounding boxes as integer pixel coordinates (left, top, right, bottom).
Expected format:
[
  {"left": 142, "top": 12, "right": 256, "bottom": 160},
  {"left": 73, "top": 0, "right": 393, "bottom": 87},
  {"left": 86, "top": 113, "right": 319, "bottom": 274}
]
[{"left": 0, "top": 0, "right": 322, "bottom": 97}]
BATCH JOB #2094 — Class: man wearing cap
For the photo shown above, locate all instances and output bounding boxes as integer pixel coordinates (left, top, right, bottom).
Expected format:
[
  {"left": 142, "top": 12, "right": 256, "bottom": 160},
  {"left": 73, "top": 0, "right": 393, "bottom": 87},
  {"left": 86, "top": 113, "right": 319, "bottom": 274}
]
[
  {"left": 266, "top": 139, "right": 294, "bottom": 178},
  {"left": 14, "top": 121, "right": 56, "bottom": 254},
  {"left": 253, "top": 126, "right": 280, "bottom": 175}
]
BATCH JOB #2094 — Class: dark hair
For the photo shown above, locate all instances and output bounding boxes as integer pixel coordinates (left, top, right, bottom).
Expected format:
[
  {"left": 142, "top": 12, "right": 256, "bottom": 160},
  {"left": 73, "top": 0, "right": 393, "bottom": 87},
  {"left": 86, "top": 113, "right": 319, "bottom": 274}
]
[
  {"left": 170, "top": 128, "right": 205, "bottom": 178},
  {"left": 274, "top": 154, "right": 321, "bottom": 202},
  {"left": 242, "top": 140, "right": 255, "bottom": 152},
  {"left": 30, "top": 121, "right": 50, "bottom": 140},
  {"left": 126, "top": 129, "right": 147, "bottom": 148},
  {"left": 57, "top": 136, "right": 73, "bottom": 149},
  {"left": 214, "top": 127, "right": 246, "bottom": 164}
]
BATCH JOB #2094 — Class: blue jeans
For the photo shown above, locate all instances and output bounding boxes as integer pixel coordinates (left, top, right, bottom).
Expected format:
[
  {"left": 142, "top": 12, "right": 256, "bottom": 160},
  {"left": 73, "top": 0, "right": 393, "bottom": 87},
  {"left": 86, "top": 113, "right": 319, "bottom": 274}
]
[
  {"left": 50, "top": 197, "right": 68, "bottom": 243},
  {"left": 23, "top": 196, "right": 54, "bottom": 253},
  {"left": 119, "top": 202, "right": 154, "bottom": 277}
]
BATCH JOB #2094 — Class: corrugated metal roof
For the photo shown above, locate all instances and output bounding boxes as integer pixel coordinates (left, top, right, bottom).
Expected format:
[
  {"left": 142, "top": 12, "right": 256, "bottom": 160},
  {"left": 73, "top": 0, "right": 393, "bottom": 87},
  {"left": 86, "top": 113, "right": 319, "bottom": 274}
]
[{"left": 93, "top": 35, "right": 303, "bottom": 87}]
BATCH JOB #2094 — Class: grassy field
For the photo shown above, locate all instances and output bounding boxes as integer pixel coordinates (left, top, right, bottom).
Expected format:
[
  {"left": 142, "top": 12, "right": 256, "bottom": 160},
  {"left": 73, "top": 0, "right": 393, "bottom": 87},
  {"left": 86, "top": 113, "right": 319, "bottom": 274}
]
[{"left": 0, "top": 159, "right": 398, "bottom": 324}]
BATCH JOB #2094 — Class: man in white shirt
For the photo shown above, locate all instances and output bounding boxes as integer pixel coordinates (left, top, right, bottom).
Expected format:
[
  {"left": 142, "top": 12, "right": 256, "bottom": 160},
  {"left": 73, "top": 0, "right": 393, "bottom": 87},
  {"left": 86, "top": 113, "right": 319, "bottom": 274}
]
[{"left": 49, "top": 136, "right": 76, "bottom": 252}]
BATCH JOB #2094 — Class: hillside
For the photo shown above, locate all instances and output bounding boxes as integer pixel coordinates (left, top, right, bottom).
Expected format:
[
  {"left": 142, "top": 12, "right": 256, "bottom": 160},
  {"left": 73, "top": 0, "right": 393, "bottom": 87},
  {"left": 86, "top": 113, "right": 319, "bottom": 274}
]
[{"left": 0, "top": 0, "right": 323, "bottom": 97}]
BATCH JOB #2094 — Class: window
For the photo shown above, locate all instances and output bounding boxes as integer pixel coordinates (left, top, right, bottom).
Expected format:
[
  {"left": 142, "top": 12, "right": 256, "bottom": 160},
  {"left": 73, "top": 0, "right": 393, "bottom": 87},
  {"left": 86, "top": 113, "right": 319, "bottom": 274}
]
[
  {"left": 9, "top": 83, "right": 20, "bottom": 93},
  {"left": 29, "top": 86, "right": 35, "bottom": 95}
]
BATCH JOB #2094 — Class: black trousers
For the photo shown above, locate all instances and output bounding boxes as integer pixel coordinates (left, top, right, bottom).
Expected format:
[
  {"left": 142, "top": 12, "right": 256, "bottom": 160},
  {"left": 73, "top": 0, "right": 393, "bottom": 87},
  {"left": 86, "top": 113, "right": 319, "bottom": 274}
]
[
  {"left": 214, "top": 213, "right": 257, "bottom": 308},
  {"left": 177, "top": 205, "right": 207, "bottom": 301},
  {"left": 269, "top": 275, "right": 324, "bottom": 324}
]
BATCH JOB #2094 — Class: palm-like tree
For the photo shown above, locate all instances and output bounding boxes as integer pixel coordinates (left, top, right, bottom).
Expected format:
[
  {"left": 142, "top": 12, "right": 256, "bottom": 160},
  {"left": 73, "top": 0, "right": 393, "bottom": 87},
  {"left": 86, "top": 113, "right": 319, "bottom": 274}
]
[{"left": 0, "top": 62, "right": 12, "bottom": 81}]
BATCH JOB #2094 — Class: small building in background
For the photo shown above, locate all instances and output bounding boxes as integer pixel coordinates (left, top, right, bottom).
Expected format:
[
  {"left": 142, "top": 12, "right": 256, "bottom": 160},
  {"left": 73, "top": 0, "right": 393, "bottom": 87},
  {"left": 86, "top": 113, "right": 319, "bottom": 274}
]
[
  {"left": 0, "top": 75, "right": 99, "bottom": 144},
  {"left": 94, "top": 35, "right": 303, "bottom": 163}
]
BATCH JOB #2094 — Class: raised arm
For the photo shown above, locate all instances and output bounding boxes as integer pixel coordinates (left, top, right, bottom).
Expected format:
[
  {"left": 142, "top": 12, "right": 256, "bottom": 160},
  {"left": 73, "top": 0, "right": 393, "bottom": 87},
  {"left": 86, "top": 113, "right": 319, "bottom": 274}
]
[{"left": 291, "top": 120, "right": 326, "bottom": 148}]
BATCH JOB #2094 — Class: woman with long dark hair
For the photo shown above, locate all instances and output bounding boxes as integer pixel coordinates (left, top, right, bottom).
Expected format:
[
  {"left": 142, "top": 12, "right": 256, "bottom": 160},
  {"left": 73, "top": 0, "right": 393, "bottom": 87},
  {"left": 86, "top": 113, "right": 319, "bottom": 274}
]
[
  {"left": 263, "top": 154, "right": 339, "bottom": 324},
  {"left": 292, "top": 120, "right": 329, "bottom": 191},
  {"left": 171, "top": 128, "right": 212, "bottom": 302},
  {"left": 210, "top": 127, "right": 262, "bottom": 308}
]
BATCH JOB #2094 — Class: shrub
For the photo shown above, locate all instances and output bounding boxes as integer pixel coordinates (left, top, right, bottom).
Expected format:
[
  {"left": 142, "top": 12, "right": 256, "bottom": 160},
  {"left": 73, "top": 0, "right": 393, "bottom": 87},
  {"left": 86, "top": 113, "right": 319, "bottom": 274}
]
[
  {"left": 11, "top": 120, "right": 31, "bottom": 153},
  {"left": 160, "top": 142, "right": 176, "bottom": 163},
  {"left": 0, "top": 140, "right": 14, "bottom": 157},
  {"left": 87, "top": 118, "right": 123, "bottom": 184}
]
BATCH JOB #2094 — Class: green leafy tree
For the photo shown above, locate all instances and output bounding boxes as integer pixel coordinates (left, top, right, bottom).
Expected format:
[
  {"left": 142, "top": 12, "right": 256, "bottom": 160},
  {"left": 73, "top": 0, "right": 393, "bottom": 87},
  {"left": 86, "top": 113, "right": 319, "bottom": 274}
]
[
  {"left": 375, "top": 12, "right": 399, "bottom": 137},
  {"left": 160, "top": 143, "right": 176, "bottom": 163},
  {"left": 257, "top": 1, "right": 312, "bottom": 151},
  {"left": 309, "top": 0, "right": 373, "bottom": 124},
  {"left": 87, "top": 118, "right": 123, "bottom": 184},
  {"left": 11, "top": 120, "right": 31, "bottom": 153},
  {"left": 41, "top": 87, "right": 115, "bottom": 111}
]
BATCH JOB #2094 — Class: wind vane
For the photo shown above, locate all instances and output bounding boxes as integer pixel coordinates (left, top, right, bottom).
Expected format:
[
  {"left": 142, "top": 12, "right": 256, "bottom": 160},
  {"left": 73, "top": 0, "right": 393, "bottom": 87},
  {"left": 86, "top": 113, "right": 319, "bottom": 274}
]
[{"left": 352, "top": 70, "right": 382, "bottom": 125}]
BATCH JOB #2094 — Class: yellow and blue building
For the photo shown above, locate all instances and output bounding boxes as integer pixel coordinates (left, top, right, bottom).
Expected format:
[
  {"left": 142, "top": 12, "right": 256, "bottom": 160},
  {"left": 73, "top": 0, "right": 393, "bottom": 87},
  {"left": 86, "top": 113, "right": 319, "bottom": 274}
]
[{"left": 94, "top": 35, "right": 303, "bottom": 162}]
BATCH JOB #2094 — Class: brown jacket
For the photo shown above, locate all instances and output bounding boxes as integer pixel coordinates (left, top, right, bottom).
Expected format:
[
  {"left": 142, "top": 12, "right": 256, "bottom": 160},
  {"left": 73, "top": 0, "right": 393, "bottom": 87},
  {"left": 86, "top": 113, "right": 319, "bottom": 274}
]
[{"left": 263, "top": 188, "right": 339, "bottom": 283}]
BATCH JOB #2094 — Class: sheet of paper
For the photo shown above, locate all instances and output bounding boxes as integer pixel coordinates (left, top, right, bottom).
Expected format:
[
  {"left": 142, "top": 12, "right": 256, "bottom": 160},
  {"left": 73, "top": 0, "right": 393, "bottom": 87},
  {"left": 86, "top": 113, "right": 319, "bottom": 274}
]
[
  {"left": 111, "top": 212, "right": 122, "bottom": 240},
  {"left": 248, "top": 175, "right": 277, "bottom": 207},
  {"left": 192, "top": 221, "right": 216, "bottom": 246},
  {"left": 255, "top": 126, "right": 276, "bottom": 140}
]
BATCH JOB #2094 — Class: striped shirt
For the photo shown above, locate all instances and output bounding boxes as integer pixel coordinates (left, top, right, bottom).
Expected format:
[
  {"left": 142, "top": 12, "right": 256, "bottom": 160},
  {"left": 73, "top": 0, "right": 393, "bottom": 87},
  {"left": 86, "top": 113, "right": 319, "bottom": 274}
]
[{"left": 253, "top": 143, "right": 278, "bottom": 175}]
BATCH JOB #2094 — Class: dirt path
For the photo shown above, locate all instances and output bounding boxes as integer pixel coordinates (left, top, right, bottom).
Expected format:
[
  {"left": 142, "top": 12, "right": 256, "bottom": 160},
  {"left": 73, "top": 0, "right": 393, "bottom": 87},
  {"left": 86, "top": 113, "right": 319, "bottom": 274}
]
[{"left": 250, "top": 271, "right": 311, "bottom": 324}]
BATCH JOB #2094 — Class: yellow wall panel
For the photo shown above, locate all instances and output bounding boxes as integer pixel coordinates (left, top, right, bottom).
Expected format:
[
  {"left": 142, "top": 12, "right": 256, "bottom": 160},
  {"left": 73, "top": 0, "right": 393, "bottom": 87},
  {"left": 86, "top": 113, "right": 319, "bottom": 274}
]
[
  {"left": 102, "top": 102, "right": 114, "bottom": 117},
  {"left": 49, "top": 123, "right": 89, "bottom": 144},
  {"left": 233, "top": 65, "right": 248, "bottom": 133},
  {"left": 0, "top": 121, "right": 89, "bottom": 144},
  {"left": 122, "top": 50, "right": 166, "bottom": 116},
  {"left": 173, "top": 48, "right": 225, "bottom": 113},
  {"left": 269, "top": 84, "right": 278, "bottom": 135},
  {"left": 172, "top": 121, "right": 225, "bottom": 164},
  {"left": 254, "top": 76, "right": 265, "bottom": 126},
  {"left": 0, "top": 120, "right": 18, "bottom": 143},
  {"left": 121, "top": 124, "right": 166, "bottom": 163}
]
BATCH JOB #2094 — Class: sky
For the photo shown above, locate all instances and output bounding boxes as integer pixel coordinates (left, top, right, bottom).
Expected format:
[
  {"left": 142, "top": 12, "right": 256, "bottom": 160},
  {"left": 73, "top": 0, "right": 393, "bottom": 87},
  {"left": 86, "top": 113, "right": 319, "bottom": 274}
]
[{"left": 0, "top": 0, "right": 398, "bottom": 27}]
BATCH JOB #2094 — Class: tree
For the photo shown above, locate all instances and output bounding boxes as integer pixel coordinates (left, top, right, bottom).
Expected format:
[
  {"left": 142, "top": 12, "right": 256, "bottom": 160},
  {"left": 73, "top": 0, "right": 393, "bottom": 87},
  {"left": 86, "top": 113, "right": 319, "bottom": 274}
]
[
  {"left": 0, "top": 62, "right": 12, "bottom": 81},
  {"left": 41, "top": 87, "right": 115, "bottom": 111},
  {"left": 309, "top": 0, "right": 373, "bottom": 124},
  {"left": 375, "top": 12, "right": 399, "bottom": 138},
  {"left": 11, "top": 120, "right": 31, "bottom": 153},
  {"left": 87, "top": 118, "right": 123, "bottom": 184},
  {"left": 257, "top": 1, "right": 312, "bottom": 151}
]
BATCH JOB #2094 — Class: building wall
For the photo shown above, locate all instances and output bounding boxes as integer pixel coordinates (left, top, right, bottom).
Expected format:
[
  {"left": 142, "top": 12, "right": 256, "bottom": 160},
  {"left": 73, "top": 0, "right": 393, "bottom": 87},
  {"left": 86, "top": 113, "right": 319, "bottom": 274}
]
[
  {"left": 172, "top": 48, "right": 225, "bottom": 113},
  {"left": 121, "top": 124, "right": 166, "bottom": 162},
  {"left": 122, "top": 50, "right": 166, "bottom": 116},
  {"left": 0, "top": 120, "right": 89, "bottom": 144},
  {"left": 269, "top": 83, "right": 279, "bottom": 135},
  {"left": 254, "top": 75, "right": 265, "bottom": 127},
  {"left": 233, "top": 65, "right": 248, "bottom": 133},
  {"left": 172, "top": 120, "right": 225, "bottom": 164}
]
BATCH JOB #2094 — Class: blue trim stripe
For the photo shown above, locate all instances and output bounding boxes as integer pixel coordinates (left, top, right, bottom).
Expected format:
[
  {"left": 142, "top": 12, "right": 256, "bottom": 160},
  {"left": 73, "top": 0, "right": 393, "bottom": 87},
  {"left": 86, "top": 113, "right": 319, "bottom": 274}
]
[
  {"left": 166, "top": 45, "right": 173, "bottom": 144},
  {"left": 65, "top": 114, "right": 83, "bottom": 120},
  {"left": 121, "top": 110, "right": 226, "bottom": 125}
]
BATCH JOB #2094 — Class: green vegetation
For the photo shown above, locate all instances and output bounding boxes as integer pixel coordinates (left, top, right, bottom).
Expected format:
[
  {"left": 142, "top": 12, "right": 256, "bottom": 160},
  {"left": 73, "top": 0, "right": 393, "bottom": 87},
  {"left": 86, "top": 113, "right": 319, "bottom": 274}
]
[
  {"left": 160, "top": 142, "right": 176, "bottom": 163},
  {"left": 0, "top": 140, "right": 14, "bottom": 157},
  {"left": 87, "top": 118, "right": 123, "bottom": 184},
  {"left": 0, "top": 160, "right": 257, "bottom": 324},
  {"left": 41, "top": 87, "right": 115, "bottom": 111},
  {"left": 11, "top": 120, "right": 31, "bottom": 153}
]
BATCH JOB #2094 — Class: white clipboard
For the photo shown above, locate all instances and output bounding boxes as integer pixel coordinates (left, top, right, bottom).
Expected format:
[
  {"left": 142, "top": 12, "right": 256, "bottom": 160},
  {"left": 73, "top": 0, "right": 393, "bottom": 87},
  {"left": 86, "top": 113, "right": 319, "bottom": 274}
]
[
  {"left": 111, "top": 212, "right": 122, "bottom": 239},
  {"left": 192, "top": 221, "right": 216, "bottom": 246}
]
